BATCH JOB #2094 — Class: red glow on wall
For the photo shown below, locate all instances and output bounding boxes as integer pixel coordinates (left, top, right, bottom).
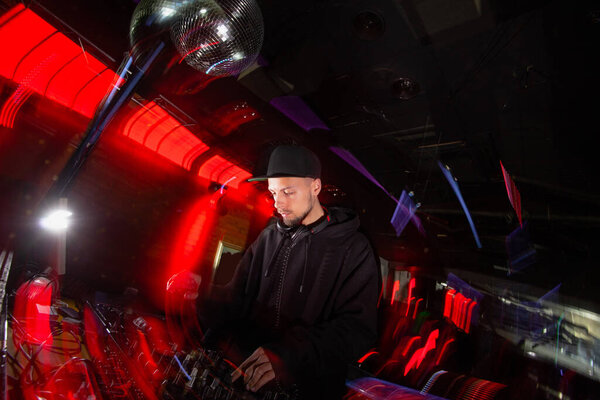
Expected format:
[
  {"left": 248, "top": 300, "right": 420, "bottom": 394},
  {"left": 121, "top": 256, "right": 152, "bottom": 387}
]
[
  {"left": 123, "top": 101, "right": 210, "bottom": 170},
  {"left": 198, "top": 155, "right": 251, "bottom": 189},
  {"left": 403, "top": 329, "right": 439, "bottom": 376},
  {"left": 166, "top": 193, "right": 224, "bottom": 280},
  {"left": 443, "top": 288, "right": 478, "bottom": 333},
  {"left": 0, "top": 6, "right": 119, "bottom": 119}
]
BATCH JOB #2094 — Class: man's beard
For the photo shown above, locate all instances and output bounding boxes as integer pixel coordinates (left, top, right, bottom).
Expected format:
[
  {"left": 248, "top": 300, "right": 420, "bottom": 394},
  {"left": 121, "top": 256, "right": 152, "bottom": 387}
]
[{"left": 283, "top": 202, "right": 313, "bottom": 227}]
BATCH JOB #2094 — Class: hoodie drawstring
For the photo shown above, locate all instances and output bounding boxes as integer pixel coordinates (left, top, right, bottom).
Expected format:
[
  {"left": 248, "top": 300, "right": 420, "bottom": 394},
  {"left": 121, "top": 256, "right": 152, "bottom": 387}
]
[{"left": 299, "top": 235, "right": 310, "bottom": 293}]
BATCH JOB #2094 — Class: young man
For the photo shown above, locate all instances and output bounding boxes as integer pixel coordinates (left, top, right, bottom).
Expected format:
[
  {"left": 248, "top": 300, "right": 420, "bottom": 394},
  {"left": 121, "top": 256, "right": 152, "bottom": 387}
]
[{"left": 207, "top": 145, "right": 380, "bottom": 398}]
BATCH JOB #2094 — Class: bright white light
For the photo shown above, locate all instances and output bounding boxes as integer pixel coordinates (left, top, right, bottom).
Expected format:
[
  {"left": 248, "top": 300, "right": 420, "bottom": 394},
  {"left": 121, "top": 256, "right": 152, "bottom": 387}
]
[
  {"left": 200, "top": 8, "right": 207, "bottom": 14},
  {"left": 526, "top": 351, "right": 536, "bottom": 357},
  {"left": 217, "top": 24, "right": 230, "bottom": 41},
  {"left": 232, "top": 52, "right": 244, "bottom": 60},
  {"left": 161, "top": 7, "right": 176, "bottom": 19},
  {"left": 40, "top": 209, "right": 72, "bottom": 232}
]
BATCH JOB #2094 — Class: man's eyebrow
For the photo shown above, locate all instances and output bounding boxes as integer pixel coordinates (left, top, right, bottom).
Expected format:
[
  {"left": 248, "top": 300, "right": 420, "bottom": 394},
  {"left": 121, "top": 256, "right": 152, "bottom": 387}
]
[{"left": 268, "top": 186, "right": 295, "bottom": 192}]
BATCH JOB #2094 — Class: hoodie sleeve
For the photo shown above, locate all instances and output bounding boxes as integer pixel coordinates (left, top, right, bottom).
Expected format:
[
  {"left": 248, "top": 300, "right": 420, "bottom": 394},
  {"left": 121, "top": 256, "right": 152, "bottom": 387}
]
[{"left": 263, "top": 235, "right": 380, "bottom": 384}]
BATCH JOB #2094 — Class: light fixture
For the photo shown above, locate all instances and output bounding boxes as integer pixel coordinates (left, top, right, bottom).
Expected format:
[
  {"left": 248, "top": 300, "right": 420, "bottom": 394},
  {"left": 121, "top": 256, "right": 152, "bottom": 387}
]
[{"left": 40, "top": 209, "right": 72, "bottom": 232}]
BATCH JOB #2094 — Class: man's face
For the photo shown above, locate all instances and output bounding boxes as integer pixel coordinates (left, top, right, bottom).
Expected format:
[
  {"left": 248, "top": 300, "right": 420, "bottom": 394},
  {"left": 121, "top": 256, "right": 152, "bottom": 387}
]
[{"left": 268, "top": 177, "right": 319, "bottom": 226}]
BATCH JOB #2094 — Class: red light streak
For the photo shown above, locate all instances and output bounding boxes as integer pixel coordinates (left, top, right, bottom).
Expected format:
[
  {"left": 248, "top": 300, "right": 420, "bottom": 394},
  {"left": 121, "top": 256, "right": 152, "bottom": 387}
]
[
  {"left": 405, "top": 277, "right": 415, "bottom": 316},
  {"left": 501, "top": 160, "right": 523, "bottom": 227},
  {"left": 443, "top": 288, "right": 478, "bottom": 333},
  {"left": 357, "top": 350, "right": 378, "bottom": 364},
  {"left": 435, "top": 338, "right": 455, "bottom": 365},
  {"left": 443, "top": 289, "right": 455, "bottom": 318},
  {"left": 403, "top": 329, "right": 439, "bottom": 376},
  {"left": 390, "top": 279, "right": 400, "bottom": 305},
  {"left": 401, "top": 336, "right": 421, "bottom": 357},
  {"left": 412, "top": 298, "right": 423, "bottom": 319},
  {"left": 0, "top": 86, "right": 33, "bottom": 128},
  {"left": 137, "top": 329, "right": 159, "bottom": 372},
  {"left": 178, "top": 41, "right": 220, "bottom": 64},
  {"left": 13, "top": 277, "right": 53, "bottom": 347}
]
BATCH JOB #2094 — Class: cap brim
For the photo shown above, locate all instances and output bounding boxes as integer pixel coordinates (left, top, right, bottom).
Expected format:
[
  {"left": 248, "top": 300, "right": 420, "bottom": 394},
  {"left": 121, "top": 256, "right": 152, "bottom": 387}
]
[
  {"left": 246, "top": 176, "right": 268, "bottom": 182},
  {"left": 247, "top": 173, "right": 317, "bottom": 182}
]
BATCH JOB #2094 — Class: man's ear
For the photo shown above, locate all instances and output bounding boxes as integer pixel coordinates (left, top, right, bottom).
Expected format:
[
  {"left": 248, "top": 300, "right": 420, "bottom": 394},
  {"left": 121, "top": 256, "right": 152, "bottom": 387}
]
[{"left": 313, "top": 178, "right": 322, "bottom": 195}]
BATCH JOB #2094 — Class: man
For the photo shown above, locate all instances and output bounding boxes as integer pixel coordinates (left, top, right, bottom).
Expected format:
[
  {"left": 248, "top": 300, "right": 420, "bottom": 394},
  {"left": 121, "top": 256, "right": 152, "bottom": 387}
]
[{"left": 205, "top": 145, "right": 380, "bottom": 398}]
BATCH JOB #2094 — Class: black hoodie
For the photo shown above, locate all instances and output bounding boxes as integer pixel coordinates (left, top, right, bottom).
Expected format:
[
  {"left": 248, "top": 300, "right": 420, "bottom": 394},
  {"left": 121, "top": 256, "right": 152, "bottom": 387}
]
[{"left": 205, "top": 207, "right": 380, "bottom": 398}]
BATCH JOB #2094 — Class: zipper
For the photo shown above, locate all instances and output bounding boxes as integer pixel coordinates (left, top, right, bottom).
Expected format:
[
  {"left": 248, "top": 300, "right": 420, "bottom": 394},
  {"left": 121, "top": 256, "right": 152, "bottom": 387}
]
[
  {"left": 274, "top": 242, "right": 292, "bottom": 328},
  {"left": 274, "top": 229, "right": 304, "bottom": 328}
]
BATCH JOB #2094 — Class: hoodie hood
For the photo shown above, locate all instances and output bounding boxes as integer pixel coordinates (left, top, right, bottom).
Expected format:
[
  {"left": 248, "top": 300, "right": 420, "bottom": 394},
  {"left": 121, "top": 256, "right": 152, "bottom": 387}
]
[{"left": 321, "top": 207, "right": 361, "bottom": 239}]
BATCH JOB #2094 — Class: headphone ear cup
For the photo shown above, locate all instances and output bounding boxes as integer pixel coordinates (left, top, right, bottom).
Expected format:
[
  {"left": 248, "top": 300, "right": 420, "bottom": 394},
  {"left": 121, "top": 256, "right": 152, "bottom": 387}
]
[{"left": 276, "top": 219, "right": 294, "bottom": 233}]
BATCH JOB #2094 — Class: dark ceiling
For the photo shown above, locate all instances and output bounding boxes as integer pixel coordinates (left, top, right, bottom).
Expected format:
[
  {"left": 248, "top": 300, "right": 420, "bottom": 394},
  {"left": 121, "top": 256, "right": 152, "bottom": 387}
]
[{"left": 2, "top": 0, "right": 599, "bottom": 305}]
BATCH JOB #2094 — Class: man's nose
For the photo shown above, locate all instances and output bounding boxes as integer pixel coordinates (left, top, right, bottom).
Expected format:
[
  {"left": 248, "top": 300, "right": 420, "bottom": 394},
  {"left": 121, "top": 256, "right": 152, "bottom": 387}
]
[{"left": 273, "top": 195, "right": 285, "bottom": 209}]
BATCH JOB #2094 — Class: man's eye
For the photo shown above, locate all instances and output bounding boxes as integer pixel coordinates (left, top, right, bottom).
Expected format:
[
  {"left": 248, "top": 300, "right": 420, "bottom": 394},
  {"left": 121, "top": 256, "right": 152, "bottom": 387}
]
[{"left": 284, "top": 191, "right": 294, "bottom": 196}]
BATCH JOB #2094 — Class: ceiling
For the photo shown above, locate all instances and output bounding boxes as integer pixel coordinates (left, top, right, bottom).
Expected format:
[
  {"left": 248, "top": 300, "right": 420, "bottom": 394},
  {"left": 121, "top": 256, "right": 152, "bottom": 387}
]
[{"left": 1, "top": 0, "right": 599, "bottom": 305}]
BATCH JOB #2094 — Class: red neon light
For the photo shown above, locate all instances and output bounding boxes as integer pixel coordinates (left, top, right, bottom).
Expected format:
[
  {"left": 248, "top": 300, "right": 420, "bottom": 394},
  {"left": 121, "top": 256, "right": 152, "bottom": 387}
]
[
  {"left": 0, "top": 7, "right": 119, "bottom": 118},
  {"left": 123, "top": 101, "right": 210, "bottom": 170},
  {"left": 198, "top": 155, "right": 251, "bottom": 189},
  {"left": 390, "top": 279, "right": 400, "bottom": 305},
  {"left": 443, "top": 289, "right": 455, "bottom": 318},
  {"left": 435, "top": 338, "right": 455, "bottom": 365},
  {"left": 357, "top": 350, "right": 378, "bottom": 364},
  {"left": 405, "top": 277, "right": 415, "bottom": 316},
  {"left": 450, "top": 292, "right": 465, "bottom": 326},
  {"left": 443, "top": 288, "right": 477, "bottom": 332},
  {"left": 403, "top": 329, "right": 439, "bottom": 376},
  {"left": 401, "top": 336, "right": 421, "bottom": 357}
]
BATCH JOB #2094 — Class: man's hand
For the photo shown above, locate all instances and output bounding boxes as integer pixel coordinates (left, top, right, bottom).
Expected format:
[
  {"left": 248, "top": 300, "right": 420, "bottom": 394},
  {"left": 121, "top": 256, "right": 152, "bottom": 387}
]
[{"left": 231, "top": 347, "right": 276, "bottom": 392}]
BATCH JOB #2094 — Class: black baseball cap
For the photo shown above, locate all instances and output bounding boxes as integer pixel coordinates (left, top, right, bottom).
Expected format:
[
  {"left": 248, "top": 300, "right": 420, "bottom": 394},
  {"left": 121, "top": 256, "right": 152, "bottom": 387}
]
[{"left": 247, "top": 145, "right": 321, "bottom": 182}]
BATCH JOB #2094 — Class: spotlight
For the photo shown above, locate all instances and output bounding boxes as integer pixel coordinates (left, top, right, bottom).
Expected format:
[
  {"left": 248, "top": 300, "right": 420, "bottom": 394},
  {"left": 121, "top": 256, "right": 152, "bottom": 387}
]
[{"left": 40, "top": 209, "right": 72, "bottom": 232}]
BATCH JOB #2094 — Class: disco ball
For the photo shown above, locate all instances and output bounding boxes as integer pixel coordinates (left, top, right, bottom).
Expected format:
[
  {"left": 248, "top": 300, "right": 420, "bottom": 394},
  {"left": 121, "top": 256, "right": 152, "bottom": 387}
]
[{"left": 129, "top": 0, "right": 263, "bottom": 77}]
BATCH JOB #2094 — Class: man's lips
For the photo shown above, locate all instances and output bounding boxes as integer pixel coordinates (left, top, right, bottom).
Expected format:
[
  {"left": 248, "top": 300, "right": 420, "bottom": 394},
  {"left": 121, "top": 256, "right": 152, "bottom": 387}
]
[{"left": 278, "top": 211, "right": 291, "bottom": 217}]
